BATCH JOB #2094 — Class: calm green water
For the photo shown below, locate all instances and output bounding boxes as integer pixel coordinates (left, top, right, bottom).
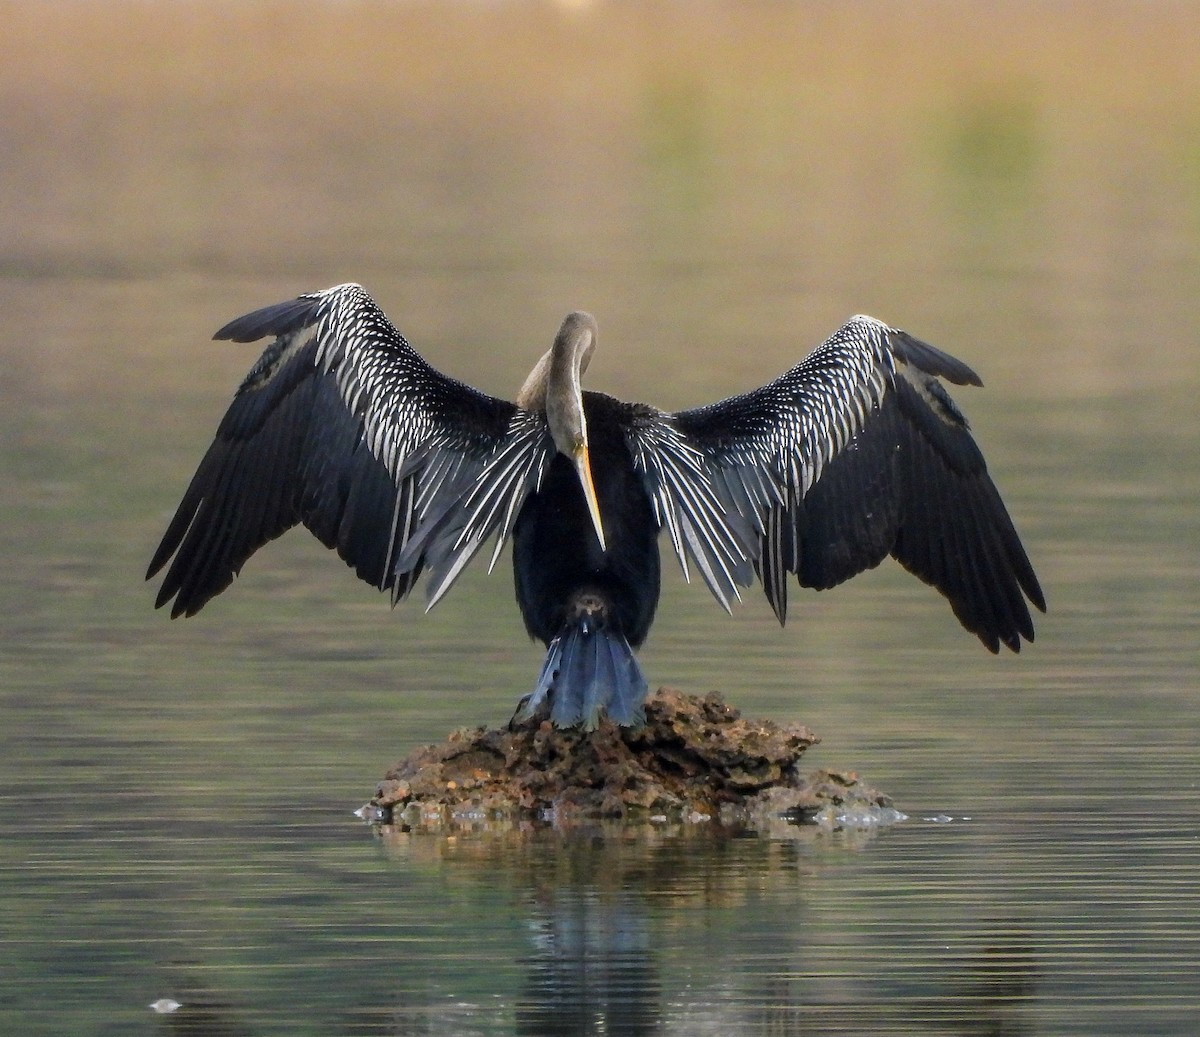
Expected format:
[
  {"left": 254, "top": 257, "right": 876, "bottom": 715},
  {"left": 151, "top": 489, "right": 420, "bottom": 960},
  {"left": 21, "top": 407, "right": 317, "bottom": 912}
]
[{"left": 3, "top": 3, "right": 1199, "bottom": 1034}]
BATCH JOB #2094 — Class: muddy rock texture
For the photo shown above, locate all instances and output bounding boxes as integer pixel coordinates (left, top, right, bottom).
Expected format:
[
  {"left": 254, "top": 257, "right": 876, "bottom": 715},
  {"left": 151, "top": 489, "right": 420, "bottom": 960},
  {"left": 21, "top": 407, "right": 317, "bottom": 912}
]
[{"left": 372, "top": 688, "right": 893, "bottom": 828}]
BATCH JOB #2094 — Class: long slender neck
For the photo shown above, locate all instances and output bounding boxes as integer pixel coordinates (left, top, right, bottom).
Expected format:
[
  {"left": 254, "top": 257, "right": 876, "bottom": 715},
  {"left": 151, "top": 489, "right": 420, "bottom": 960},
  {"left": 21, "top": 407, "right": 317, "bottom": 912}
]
[
  {"left": 516, "top": 312, "right": 597, "bottom": 456},
  {"left": 515, "top": 351, "right": 553, "bottom": 411}
]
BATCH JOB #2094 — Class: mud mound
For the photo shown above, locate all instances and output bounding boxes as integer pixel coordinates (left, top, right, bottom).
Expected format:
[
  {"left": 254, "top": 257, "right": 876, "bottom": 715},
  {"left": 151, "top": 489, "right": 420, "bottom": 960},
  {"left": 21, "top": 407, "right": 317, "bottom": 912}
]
[{"left": 371, "top": 688, "right": 894, "bottom": 828}]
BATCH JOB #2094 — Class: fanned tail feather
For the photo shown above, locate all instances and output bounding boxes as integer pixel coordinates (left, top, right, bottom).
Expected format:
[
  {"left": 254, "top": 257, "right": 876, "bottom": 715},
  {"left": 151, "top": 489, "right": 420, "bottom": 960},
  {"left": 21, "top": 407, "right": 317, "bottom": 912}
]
[{"left": 518, "top": 616, "right": 648, "bottom": 730}]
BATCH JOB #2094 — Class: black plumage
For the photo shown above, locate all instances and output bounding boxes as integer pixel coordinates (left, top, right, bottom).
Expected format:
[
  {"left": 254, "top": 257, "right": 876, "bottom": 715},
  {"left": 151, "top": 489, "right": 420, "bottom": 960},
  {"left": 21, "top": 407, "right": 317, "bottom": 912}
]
[{"left": 148, "top": 284, "right": 1045, "bottom": 728}]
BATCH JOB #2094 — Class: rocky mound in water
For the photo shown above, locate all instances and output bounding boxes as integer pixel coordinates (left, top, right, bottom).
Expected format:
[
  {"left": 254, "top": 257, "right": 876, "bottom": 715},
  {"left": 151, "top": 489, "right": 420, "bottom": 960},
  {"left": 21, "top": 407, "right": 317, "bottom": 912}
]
[{"left": 371, "top": 688, "right": 895, "bottom": 829}]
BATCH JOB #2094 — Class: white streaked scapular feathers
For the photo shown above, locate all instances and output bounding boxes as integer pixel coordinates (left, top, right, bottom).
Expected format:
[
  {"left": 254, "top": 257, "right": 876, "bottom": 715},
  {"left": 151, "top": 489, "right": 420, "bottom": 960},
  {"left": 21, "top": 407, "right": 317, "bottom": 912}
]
[{"left": 631, "top": 313, "right": 900, "bottom": 613}]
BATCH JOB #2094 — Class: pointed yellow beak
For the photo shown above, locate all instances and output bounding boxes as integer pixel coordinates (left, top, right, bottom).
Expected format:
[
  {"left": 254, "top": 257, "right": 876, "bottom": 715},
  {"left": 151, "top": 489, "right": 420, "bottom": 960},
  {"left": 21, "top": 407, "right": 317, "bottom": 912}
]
[{"left": 572, "top": 442, "right": 607, "bottom": 552}]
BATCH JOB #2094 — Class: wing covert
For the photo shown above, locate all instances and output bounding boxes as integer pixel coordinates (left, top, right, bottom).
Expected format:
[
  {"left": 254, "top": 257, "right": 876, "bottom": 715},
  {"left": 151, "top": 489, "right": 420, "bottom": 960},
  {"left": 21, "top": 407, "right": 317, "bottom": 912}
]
[{"left": 392, "top": 408, "right": 557, "bottom": 610}]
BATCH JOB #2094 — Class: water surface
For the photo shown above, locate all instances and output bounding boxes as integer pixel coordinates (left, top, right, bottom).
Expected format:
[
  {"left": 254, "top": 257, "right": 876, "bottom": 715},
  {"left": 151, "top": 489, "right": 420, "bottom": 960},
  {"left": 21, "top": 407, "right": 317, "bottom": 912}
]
[{"left": 2, "top": 3, "right": 1199, "bottom": 1034}]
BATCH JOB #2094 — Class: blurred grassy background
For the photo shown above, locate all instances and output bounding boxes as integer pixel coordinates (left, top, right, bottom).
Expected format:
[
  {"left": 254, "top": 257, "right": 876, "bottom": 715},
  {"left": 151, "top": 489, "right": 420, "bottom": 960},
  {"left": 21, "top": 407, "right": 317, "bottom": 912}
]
[{"left": 3, "top": 0, "right": 1198, "bottom": 405}]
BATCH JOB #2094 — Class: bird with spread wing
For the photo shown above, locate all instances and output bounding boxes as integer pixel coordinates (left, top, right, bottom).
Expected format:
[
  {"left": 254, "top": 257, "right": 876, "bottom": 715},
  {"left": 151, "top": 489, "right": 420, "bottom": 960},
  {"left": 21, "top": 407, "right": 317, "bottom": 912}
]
[{"left": 148, "top": 284, "right": 1044, "bottom": 729}]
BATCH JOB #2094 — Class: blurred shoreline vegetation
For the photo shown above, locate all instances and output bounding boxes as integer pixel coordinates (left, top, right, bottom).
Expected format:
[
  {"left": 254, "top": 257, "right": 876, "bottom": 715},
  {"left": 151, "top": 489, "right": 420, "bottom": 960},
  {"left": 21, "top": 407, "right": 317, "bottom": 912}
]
[{"left": 2, "top": 0, "right": 1197, "bottom": 406}]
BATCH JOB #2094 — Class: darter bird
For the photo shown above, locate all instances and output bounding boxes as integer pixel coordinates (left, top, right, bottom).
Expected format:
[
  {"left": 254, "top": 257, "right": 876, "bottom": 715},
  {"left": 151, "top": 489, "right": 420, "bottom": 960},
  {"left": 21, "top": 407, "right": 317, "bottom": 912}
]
[{"left": 147, "top": 284, "right": 1045, "bottom": 728}]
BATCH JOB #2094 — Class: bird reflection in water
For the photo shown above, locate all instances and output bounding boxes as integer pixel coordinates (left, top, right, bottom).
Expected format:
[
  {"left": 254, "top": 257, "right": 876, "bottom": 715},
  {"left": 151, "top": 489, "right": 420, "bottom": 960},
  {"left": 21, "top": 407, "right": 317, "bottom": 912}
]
[
  {"left": 516, "top": 888, "right": 660, "bottom": 1036},
  {"left": 375, "top": 826, "right": 1038, "bottom": 1037},
  {"left": 141, "top": 828, "right": 1038, "bottom": 1035}
]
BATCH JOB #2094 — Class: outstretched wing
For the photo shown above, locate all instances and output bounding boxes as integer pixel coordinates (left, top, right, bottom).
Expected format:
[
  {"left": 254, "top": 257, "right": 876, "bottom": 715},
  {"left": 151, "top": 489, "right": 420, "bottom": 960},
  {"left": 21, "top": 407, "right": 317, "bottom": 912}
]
[
  {"left": 147, "top": 284, "right": 518, "bottom": 617},
  {"left": 641, "top": 315, "right": 1045, "bottom": 653}
]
